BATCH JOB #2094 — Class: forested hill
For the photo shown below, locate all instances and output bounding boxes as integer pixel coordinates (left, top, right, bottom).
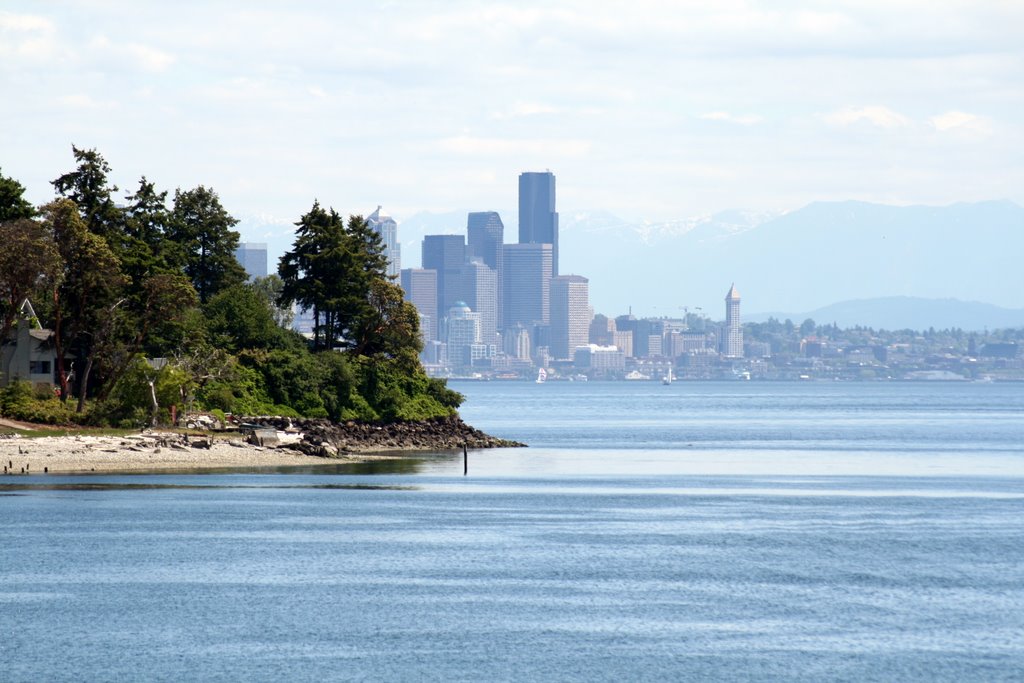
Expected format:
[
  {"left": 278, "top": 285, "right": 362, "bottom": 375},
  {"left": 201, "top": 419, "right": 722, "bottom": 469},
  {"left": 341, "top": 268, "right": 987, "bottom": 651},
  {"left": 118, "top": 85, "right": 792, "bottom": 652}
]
[{"left": 0, "top": 147, "right": 462, "bottom": 427}]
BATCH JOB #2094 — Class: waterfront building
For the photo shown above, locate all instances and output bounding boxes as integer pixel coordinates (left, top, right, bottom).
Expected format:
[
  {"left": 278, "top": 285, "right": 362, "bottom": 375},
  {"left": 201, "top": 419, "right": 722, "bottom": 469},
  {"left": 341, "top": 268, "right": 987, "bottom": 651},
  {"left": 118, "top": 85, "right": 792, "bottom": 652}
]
[
  {"left": 234, "top": 242, "right": 268, "bottom": 280},
  {"left": 723, "top": 283, "right": 743, "bottom": 358},
  {"left": 458, "top": 260, "right": 499, "bottom": 346},
  {"left": 400, "top": 268, "right": 438, "bottom": 342},
  {"left": 422, "top": 235, "right": 466, "bottom": 321},
  {"left": 367, "top": 206, "right": 401, "bottom": 278},
  {"left": 501, "top": 243, "right": 552, "bottom": 331},
  {"left": 573, "top": 344, "right": 626, "bottom": 371},
  {"left": 503, "top": 324, "right": 531, "bottom": 361},
  {"left": 518, "top": 171, "right": 559, "bottom": 275},
  {"left": 550, "top": 275, "right": 590, "bottom": 360}
]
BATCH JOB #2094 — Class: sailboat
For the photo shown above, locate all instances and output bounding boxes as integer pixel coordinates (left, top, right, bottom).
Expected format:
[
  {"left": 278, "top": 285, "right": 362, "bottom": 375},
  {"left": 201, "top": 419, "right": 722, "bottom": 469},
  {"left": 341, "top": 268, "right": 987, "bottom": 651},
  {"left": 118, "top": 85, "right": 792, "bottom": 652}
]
[
  {"left": 662, "top": 367, "right": 673, "bottom": 385},
  {"left": 536, "top": 367, "right": 547, "bottom": 384}
]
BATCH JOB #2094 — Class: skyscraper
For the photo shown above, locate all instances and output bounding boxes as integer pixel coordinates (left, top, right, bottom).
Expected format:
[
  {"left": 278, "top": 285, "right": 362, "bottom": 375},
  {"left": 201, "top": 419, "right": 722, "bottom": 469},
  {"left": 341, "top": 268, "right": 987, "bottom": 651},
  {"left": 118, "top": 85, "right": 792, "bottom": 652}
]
[
  {"left": 234, "top": 242, "right": 268, "bottom": 280},
  {"left": 400, "top": 268, "right": 438, "bottom": 342},
  {"left": 550, "top": 275, "right": 590, "bottom": 360},
  {"left": 723, "top": 283, "right": 743, "bottom": 358},
  {"left": 467, "top": 211, "right": 504, "bottom": 329},
  {"left": 421, "top": 234, "right": 466, "bottom": 318},
  {"left": 518, "top": 171, "right": 559, "bottom": 276},
  {"left": 367, "top": 206, "right": 401, "bottom": 278},
  {"left": 502, "top": 243, "right": 552, "bottom": 331},
  {"left": 466, "top": 211, "right": 504, "bottom": 271},
  {"left": 458, "top": 260, "right": 498, "bottom": 346},
  {"left": 446, "top": 302, "right": 481, "bottom": 368}
]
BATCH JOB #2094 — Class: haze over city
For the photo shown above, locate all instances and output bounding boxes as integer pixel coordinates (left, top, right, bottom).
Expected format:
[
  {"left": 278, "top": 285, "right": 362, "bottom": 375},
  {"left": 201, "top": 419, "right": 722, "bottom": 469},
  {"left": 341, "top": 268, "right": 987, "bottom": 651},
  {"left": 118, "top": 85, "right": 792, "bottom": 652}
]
[{"left": 3, "top": 1, "right": 1022, "bottom": 316}]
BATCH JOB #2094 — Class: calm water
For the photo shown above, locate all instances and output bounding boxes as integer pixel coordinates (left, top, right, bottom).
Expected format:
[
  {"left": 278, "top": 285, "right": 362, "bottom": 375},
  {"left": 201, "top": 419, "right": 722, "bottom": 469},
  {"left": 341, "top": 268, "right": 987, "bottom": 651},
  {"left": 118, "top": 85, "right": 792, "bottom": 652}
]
[{"left": 2, "top": 382, "right": 1024, "bottom": 681}]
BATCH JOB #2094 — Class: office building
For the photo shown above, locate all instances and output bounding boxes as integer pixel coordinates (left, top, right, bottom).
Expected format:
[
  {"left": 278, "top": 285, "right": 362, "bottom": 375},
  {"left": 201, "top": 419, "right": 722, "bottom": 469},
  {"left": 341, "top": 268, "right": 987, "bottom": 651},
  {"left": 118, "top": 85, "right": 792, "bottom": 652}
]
[
  {"left": 518, "top": 171, "right": 559, "bottom": 275},
  {"left": 550, "top": 275, "right": 590, "bottom": 360},
  {"left": 421, "top": 235, "right": 466, "bottom": 320},
  {"left": 400, "top": 268, "right": 438, "bottom": 342},
  {"left": 458, "top": 260, "right": 498, "bottom": 346},
  {"left": 574, "top": 344, "right": 626, "bottom": 371},
  {"left": 468, "top": 211, "right": 504, "bottom": 327},
  {"left": 501, "top": 243, "right": 552, "bottom": 331},
  {"left": 723, "top": 283, "right": 743, "bottom": 358},
  {"left": 446, "top": 302, "right": 481, "bottom": 368},
  {"left": 234, "top": 242, "right": 268, "bottom": 280},
  {"left": 367, "top": 206, "right": 401, "bottom": 278},
  {"left": 467, "top": 211, "right": 504, "bottom": 271}
]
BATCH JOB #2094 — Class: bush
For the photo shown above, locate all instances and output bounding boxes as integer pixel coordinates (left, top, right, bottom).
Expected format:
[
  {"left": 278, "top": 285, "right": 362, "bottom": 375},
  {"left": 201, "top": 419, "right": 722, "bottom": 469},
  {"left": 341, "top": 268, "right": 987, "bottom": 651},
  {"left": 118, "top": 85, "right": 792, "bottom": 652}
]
[{"left": 0, "top": 380, "right": 79, "bottom": 425}]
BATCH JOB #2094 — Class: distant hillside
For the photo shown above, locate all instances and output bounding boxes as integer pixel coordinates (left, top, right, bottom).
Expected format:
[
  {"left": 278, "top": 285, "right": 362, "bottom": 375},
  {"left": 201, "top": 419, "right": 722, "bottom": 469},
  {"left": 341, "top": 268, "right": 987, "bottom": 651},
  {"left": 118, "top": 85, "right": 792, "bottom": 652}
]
[
  {"left": 748, "top": 297, "right": 1024, "bottom": 332},
  {"left": 559, "top": 200, "right": 1024, "bottom": 316}
]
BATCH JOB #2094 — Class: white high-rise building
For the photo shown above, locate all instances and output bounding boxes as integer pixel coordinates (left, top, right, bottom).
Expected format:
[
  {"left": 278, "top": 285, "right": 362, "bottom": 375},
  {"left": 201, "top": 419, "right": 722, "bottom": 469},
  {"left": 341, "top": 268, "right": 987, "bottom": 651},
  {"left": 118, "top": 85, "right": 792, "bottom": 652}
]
[
  {"left": 723, "top": 283, "right": 743, "bottom": 358},
  {"left": 367, "top": 206, "right": 401, "bottom": 278},
  {"left": 446, "top": 301, "right": 481, "bottom": 368}
]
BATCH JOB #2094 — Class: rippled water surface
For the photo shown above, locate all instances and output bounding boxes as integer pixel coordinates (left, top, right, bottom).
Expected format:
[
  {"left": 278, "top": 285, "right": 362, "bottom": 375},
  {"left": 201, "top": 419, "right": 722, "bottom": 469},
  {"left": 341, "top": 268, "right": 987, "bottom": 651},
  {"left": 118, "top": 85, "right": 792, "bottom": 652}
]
[{"left": 2, "top": 382, "right": 1023, "bottom": 681}]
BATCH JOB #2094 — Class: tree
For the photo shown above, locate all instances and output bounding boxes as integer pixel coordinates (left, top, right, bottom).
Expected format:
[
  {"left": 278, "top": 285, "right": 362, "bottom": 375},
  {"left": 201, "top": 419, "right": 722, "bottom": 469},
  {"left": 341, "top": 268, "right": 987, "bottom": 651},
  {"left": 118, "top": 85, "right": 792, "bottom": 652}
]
[
  {"left": 0, "top": 168, "right": 35, "bottom": 221},
  {"left": 251, "top": 274, "right": 294, "bottom": 329},
  {"left": 168, "top": 185, "right": 246, "bottom": 303},
  {"left": 40, "top": 199, "right": 127, "bottom": 409},
  {"left": 279, "top": 201, "right": 346, "bottom": 350},
  {"left": 204, "top": 283, "right": 284, "bottom": 353},
  {"left": 279, "top": 206, "right": 389, "bottom": 351},
  {"left": 51, "top": 146, "right": 125, "bottom": 248},
  {"left": 0, "top": 219, "right": 61, "bottom": 344}
]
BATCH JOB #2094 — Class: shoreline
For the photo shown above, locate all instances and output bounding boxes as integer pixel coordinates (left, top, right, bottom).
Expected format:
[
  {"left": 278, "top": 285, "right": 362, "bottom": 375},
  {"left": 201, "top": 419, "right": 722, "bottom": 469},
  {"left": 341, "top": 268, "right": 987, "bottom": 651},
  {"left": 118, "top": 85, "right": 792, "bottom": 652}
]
[
  {"left": 0, "top": 433, "right": 403, "bottom": 475},
  {"left": 0, "top": 416, "right": 524, "bottom": 476}
]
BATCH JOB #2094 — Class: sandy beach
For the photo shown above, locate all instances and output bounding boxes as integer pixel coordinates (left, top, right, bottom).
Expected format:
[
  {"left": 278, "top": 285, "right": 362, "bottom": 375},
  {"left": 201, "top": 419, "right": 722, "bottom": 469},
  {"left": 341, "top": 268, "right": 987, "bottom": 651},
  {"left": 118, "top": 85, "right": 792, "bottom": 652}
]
[{"left": 0, "top": 432, "right": 385, "bottom": 474}]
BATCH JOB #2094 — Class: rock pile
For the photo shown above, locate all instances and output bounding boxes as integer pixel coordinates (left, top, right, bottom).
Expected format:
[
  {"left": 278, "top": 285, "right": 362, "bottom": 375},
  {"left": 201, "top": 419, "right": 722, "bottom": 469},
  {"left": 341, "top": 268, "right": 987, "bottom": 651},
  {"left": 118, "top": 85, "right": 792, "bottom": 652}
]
[{"left": 239, "top": 415, "right": 525, "bottom": 458}]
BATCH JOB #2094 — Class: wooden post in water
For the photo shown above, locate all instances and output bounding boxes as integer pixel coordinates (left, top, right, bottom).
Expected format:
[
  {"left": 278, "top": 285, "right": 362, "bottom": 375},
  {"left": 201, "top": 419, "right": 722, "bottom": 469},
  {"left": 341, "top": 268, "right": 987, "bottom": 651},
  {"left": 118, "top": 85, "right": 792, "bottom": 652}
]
[{"left": 463, "top": 442, "right": 468, "bottom": 476}]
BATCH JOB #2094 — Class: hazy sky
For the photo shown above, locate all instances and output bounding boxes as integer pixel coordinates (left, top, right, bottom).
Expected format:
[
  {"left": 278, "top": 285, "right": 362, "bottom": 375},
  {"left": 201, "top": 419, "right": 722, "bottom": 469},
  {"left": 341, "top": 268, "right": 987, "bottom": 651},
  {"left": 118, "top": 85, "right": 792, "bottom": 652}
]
[{"left": 2, "top": 1, "right": 1021, "bottom": 230}]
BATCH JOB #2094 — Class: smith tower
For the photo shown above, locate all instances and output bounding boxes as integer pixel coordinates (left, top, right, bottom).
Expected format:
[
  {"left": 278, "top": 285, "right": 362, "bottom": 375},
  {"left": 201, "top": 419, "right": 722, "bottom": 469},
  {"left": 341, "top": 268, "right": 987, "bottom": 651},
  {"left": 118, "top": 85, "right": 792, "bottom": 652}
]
[
  {"left": 518, "top": 171, "right": 559, "bottom": 276},
  {"left": 724, "top": 283, "right": 743, "bottom": 358}
]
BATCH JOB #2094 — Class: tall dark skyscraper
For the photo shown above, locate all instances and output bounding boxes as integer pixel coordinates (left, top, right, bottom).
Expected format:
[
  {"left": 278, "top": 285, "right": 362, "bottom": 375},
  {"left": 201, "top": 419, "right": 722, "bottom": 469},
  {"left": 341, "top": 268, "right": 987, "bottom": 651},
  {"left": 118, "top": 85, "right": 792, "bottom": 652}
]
[
  {"left": 518, "top": 171, "right": 559, "bottom": 276},
  {"left": 466, "top": 211, "right": 504, "bottom": 271},
  {"left": 421, "top": 235, "right": 466, "bottom": 320}
]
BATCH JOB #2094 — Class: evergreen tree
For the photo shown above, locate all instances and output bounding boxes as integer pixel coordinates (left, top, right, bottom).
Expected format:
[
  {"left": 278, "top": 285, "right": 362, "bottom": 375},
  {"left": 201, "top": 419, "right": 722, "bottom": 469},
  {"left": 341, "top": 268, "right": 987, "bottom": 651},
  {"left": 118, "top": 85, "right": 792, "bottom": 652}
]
[
  {"left": 0, "top": 167, "right": 35, "bottom": 221},
  {"left": 51, "top": 146, "right": 125, "bottom": 249},
  {"left": 168, "top": 185, "right": 246, "bottom": 303}
]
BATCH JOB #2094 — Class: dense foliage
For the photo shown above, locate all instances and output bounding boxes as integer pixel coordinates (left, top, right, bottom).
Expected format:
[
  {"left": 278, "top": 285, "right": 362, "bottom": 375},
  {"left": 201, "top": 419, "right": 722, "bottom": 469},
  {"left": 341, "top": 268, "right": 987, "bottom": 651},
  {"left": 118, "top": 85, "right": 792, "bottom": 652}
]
[{"left": 0, "top": 149, "right": 462, "bottom": 427}]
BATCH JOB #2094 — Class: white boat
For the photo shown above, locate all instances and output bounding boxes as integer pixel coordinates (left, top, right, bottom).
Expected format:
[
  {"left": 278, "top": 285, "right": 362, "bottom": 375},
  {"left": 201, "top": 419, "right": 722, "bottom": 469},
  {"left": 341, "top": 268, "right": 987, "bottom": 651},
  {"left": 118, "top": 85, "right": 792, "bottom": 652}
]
[
  {"left": 536, "top": 368, "right": 547, "bottom": 384},
  {"left": 662, "top": 368, "right": 673, "bottom": 385}
]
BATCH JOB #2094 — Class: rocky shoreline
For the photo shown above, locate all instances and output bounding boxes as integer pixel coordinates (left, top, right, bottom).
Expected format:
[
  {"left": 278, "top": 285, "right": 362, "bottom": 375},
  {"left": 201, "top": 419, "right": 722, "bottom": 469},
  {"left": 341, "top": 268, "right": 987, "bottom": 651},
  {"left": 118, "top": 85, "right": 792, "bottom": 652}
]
[{"left": 240, "top": 415, "right": 525, "bottom": 458}]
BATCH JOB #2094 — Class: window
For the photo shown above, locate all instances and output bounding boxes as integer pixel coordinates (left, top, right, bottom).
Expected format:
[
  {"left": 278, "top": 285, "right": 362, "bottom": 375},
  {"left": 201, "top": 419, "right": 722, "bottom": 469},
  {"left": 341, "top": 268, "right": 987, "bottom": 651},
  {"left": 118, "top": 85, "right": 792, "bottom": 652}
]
[{"left": 29, "top": 360, "right": 51, "bottom": 375}]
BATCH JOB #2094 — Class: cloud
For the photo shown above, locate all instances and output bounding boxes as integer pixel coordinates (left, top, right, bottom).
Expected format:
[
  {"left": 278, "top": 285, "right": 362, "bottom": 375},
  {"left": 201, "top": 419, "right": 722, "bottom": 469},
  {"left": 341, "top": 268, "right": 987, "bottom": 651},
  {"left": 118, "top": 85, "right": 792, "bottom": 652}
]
[
  {"left": 491, "top": 102, "right": 562, "bottom": 120},
  {"left": 699, "top": 111, "right": 763, "bottom": 126},
  {"left": 824, "top": 106, "right": 911, "bottom": 129},
  {"left": 929, "top": 110, "right": 992, "bottom": 135},
  {"left": 436, "top": 135, "right": 591, "bottom": 157},
  {"left": 88, "top": 35, "right": 175, "bottom": 72}
]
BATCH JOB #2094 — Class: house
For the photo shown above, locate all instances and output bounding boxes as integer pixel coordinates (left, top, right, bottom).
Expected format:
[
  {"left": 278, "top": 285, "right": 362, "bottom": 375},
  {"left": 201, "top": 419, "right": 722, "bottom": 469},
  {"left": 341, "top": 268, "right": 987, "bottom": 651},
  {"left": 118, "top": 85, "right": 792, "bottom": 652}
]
[{"left": 1, "top": 321, "right": 60, "bottom": 391}]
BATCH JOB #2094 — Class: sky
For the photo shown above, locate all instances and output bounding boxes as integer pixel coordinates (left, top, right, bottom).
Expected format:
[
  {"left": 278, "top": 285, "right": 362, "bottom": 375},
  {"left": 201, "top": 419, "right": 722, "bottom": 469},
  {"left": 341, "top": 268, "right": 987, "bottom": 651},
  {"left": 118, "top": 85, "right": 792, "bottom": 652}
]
[{"left": 2, "top": 1, "right": 1022, "bottom": 260}]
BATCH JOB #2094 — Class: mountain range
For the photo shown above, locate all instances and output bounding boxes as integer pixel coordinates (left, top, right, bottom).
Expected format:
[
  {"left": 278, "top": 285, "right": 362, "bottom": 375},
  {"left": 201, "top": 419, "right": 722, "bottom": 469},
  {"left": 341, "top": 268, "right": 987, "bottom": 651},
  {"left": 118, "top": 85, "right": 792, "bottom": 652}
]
[{"left": 238, "top": 199, "right": 1024, "bottom": 331}]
